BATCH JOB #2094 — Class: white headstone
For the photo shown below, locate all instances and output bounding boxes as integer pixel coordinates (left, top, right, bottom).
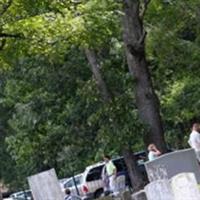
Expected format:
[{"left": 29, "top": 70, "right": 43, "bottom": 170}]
[
  {"left": 145, "top": 179, "right": 174, "bottom": 200},
  {"left": 28, "top": 168, "right": 64, "bottom": 200},
  {"left": 145, "top": 149, "right": 200, "bottom": 183},
  {"left": 145, "top": 163, "right": 168, "bottom": 182},
  {"left": 195, "top": 150, "right": 200, "bottom": 162},
  {"left": 115, "top": 175, "right": 126, "bottom": 193},
  {"left": 171, "top": 173, "right": 200, "bottom": 200}
]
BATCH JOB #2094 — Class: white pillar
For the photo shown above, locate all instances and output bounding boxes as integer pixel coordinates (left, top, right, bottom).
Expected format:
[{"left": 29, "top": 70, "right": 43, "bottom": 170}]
[
  {"left": 171, "top": 173, "right": 200, "bottom": 200},
  {"left": 28, "top": 168, "right": 64, "bottom": 200},
  {"left": 145, "top": 179, "right": 174, "bottom": 200}
]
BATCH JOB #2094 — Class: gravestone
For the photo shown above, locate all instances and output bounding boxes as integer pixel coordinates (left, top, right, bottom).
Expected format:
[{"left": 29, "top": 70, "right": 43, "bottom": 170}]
[
  {"left": 145, "top": 149, "right": 200, "bottom": 183},
  {"left": 115, "top": 175, "right": 126, "bottom": 193},
  {"left": 131, "top": 190, "right": 147, "bottom": 200},
  {"left": 195, "top": 150, "right": 200, "bottom": 162},
  {"left": 171, "top": 173, "right": 200, "bottom": 200},
  {"left": 28, "top": 168, "right": 64, "bottom": 200},
  {"left": 144, "top": 179, "right": 174, "bottom": 200}
]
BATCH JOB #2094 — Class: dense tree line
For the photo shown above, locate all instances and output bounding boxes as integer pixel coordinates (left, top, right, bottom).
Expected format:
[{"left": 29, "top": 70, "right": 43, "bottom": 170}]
[{"left": 0, "top": 0, "right": 199, "bottom": 192}]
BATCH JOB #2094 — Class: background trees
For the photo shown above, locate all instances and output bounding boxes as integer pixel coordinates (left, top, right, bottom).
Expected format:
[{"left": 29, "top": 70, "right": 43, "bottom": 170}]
[{"left": 0, "top": 0, "right": 200, "bottom": 191}]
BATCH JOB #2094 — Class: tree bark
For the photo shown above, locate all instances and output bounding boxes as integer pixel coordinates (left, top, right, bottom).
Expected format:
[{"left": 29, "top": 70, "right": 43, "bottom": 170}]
[
  {"left": 123, "top": 148, "right": 145, "bottom": 192},
  {"left": 122, "top": 0, "right": 167, "bottom": 153},
  {"left": 85, "top": 48, "right": 145, "bottom": 191},
  {"left": 85, "top": 48, "right": 112, "bottom": 102}
]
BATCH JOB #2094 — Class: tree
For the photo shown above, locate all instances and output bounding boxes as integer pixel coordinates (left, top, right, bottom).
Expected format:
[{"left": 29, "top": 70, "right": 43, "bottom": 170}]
[
  {"left": 145, "top": 0, "right": 200, "bottom": 149},
  {"left": 122, "top": 0, "right": 167, "bottom": 152},
  {"left": 1, "top": 0, "right": 200, "bottom": 193},
  {"left": 85, "top": 48, "right": 112, "bottom": 102}
]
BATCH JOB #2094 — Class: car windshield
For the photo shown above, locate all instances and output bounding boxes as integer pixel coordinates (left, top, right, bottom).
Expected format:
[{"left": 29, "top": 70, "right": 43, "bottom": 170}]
[
  {"left": 75, "top": 175, "right": 82, "bottom": 185},
  {"left": 11, "top": 190, "right": 32, "bottom": 199},
  {"left": 86, "top": 165, "right": 104, "bottom": 182},
  {"left": 64, "top": 175, "right": 82, "bottom": 188}
]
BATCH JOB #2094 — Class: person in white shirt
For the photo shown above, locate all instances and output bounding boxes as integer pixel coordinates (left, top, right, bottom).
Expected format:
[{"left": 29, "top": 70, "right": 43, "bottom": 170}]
[
  {"left": 64, "top": 189, "right": 81, "bottom": 200},
  {"left": 188, "top": 123, "right": 200, "bottom": 150},
  {"left": 148, "top": 144, "right": 161, "bottom": 161},
  {"left": 188, "top": 123, "right": 200, "bottom": 161},
  {"left": 103, "top": 155, "right": 117, "bottom": 194}
]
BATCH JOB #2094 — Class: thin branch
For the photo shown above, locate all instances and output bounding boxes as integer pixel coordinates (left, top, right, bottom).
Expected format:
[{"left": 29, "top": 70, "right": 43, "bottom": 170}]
[
  {"left": 140, "top": 0, "right": 151, "bottom": 19},
  {"left": 0, "top": 0, "right": 13, "bottom": 17},
  {"left": 0, "top": 32, "right": 23, "bottom": 39},
  {"left": 0, "top": 32, "right": 24, "bottom": 51}
]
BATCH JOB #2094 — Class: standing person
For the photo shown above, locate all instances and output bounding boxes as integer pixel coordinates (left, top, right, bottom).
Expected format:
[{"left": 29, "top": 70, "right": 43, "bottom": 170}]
[
  {"left": 188, "top": 123, "right": 200, "bottom": 161},
  {"left": 148, "top": 144, "right": 161, "bottom": 161},
  {"left": 103, "top": 155, "right": 117, "bottom": 194},
  {"left": 64, "top": 188, "right": 81, "bottom": 200},
  {"left": 188, "top": 123, "right": 200, "bottom": 151},
  {"left": 101, "top": 165, "right": 110, "bottom": 195},
  {"left": 64, "top": 188, "right": 72, "bottom": 200}
]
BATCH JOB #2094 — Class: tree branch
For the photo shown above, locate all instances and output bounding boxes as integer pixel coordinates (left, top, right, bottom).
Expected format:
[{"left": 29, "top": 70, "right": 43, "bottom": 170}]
[
  {"left": 140, "top": 0, "right": 151, "bottom": 19},
  {"left": 0, "top": 32, "right": 24, "bottom": 51},
  {"left": 85, "top": 48, "right": 112, "bottom": 102},
  {"left": 0, "top": 0, "right": 13, "bottom": 17},
  {"left": 127, "top": 30, "right": 146, "bottom": 57},
  {"left": 0, "top": 32, "right": 23, "bottom": 39}
]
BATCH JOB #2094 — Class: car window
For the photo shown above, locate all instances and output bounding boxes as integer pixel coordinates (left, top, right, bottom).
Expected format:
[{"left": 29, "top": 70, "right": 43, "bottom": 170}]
[
  {"left": 64, "top": 179, "right": 74, "bottom": 188},
  {"left": 26, "top": 191, "right": 30, "bottom": 195},
  {"left": 113, "top": 158, "right": 127, "bottom": 172},
  {"left": 75, "top": 175, "right": 82, "bottom": 185},
  {"left": 64, "top": 176, "right": 82, "bottom": 188},
  {"left": 86, "top": 165, "right": 104, "bottom": 182}
]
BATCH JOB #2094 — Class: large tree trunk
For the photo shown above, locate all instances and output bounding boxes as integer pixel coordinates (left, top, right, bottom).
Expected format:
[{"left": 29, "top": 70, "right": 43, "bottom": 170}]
[
  {"left": 85, "top": 48, "right": 145, "bottom": 191},
  {"left": 85, "top": 48, "right": 112, "bottom": 102},
  {"left": 123, "top": 148, "right": 145, "bottom": 192},
  {"left": 122, "top": 0, "right": 167, "bottom": 153}
]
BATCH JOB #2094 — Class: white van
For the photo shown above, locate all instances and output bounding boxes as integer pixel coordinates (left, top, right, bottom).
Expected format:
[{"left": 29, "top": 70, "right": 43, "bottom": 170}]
[
  {"left": 62, "top": 152, "right": 147, "bottom": 200},
  {"left": 60, "top": 165, "right": 104, "bottom": 199}
]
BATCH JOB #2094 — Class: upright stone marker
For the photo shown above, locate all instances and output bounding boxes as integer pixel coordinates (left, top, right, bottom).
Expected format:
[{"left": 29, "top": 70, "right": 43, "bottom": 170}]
[
  {"left": 115, "top": 175, "right": 126, "bottom": 193},
  {"left": 171, "top": 173, "right": 200, "bottom": 200},
  {"left": 145, "top": 149, "right": 200, "bottom": 183},
  {"left": 145, "top": 179, "right": 174, "bottom": 200},
  {"left": 28, "top": 168, "right": 64, "bottom": 200}
]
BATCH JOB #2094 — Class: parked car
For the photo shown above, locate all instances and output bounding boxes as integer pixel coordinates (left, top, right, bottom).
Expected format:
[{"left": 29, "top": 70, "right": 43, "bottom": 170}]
[
  {"left": 60, "top": 174, "right": 84, "bottom": 196},
  {"left": 10, "top": 190, "right": 33, "bottom": 200},
  {"left": 65, "top": 151, "right": 147, "bottom": 200}
]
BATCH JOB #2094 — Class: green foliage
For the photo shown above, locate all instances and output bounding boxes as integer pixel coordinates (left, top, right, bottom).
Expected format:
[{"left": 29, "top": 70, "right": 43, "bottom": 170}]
[
  {"left": 0, "top": 0, "right": 200, "bottom": 190},
  {"left": 145, "top": 0, "right": 200, "bottom": 148}
]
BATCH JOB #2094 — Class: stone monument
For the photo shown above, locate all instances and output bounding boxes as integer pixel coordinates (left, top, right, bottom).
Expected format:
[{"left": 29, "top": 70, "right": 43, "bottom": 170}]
[
  {"left": 145, "top": 149, "right": 200, "bottom": 183},
  {"left": 171, "top": 173, "right": 200, "bottom": 200},
  {"left": 28, "top": 168, "right": 64, "bottom": 200},
  {"left": 144, "top": 179, "right": 174, "bottom": 200}
]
